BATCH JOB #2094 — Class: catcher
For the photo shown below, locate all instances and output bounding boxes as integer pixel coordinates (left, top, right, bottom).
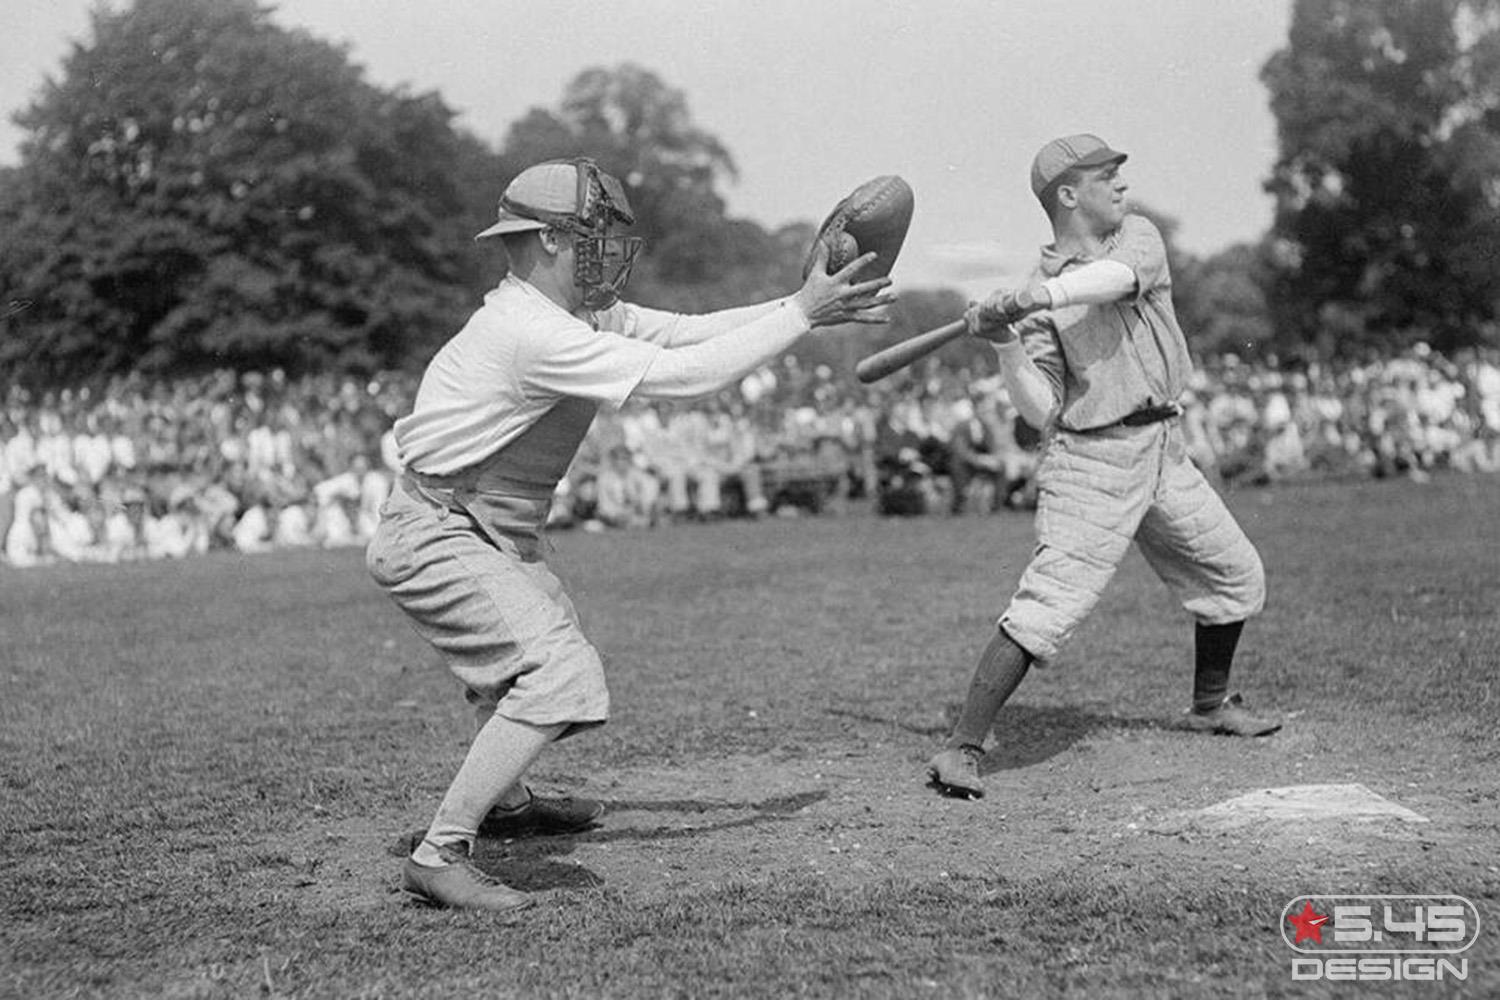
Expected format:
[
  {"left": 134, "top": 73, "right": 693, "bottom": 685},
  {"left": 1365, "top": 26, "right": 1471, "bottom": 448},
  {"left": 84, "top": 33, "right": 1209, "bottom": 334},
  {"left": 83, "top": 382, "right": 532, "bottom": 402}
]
[
  {"left": 927, "top": 134, "right": 1278, "bottom": 800},
  {"left": 367, "top": 157, "right": 900, "bottom": 910}
]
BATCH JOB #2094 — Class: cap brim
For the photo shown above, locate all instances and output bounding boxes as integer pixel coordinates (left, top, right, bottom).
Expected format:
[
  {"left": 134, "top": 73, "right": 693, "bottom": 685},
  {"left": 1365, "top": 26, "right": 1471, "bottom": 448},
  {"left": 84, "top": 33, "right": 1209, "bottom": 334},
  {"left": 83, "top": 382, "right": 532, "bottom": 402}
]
[
  {"left": 1033, "top": 146, "right": 1129, "bottom": 200},
  {"left": 1075, "top": 147, "right": 1128, "bottom": 170},
  {"left": 474, "top": 215, "right": 547, "bottom": 240}
]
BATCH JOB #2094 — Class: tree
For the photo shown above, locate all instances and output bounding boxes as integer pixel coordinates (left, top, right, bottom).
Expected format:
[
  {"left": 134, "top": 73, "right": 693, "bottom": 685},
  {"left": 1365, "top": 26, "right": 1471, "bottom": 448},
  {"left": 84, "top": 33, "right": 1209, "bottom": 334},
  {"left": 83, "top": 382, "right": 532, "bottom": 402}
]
[
  {"left": 1261, "top": 0, "right": 1500, "bottom": 358},
  {"left": 1111, "top": 201, "right": 1278, "bottom": 363},
  {"left": 0, "top": 0, "right": 503, "bottom": 383},
  {"left": 1174, "top": 243, "right": 1277, "bottom": 362},
  {"left": 499, "top": 64, "right": 801, "bottom": 311}
]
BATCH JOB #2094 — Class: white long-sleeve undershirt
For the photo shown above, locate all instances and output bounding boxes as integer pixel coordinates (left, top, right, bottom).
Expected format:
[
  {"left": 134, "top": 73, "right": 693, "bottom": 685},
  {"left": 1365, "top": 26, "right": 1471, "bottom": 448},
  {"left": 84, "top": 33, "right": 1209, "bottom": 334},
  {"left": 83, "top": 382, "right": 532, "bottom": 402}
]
[
  {"left": 633, "top": 299, "right": 810, "bottom": 399},
  {"left": 657, "top": 300, "right": 786, "bottom": 347},
  {"left": 991, "top": 339, "right": 1060, "bottom": 430}
]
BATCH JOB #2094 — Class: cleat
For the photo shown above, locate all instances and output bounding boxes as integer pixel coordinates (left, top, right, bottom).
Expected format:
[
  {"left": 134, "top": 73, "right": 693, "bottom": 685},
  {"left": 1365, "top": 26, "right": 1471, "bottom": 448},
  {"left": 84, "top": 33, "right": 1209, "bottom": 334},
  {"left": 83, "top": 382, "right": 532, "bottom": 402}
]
[
  {"left": 1181, "top": 693, "right": 1281, "bottom": 737},
  {"left": 401, "top": 842, "right": 530, "bottom": 912},
  {"left": 479, "top": 788, "right": 604, "bottom": 838},
  {"left": 927, "top": 745, "right": 986, "bottom": 799},
  {"left": 401, "top": 842, "right": 533, "bottom": 913}
]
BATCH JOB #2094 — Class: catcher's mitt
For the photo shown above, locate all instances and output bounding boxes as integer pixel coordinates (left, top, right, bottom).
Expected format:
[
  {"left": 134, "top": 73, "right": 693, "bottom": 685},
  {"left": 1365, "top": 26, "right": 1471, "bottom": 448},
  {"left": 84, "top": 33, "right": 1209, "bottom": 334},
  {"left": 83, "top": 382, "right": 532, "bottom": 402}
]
[{"left": 802, "top": 175, "right": 914, "bottom": 280}]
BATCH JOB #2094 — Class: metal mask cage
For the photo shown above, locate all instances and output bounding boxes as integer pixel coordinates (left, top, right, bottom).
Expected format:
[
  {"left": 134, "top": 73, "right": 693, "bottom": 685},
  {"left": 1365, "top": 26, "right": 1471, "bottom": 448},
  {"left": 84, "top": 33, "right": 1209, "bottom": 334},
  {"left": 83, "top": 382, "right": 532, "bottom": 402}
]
[
  {"left": 574, "top": 234, "right": 645, "bottom": 310},
  {"left": 587, "top": 166, "right": 635, "bottom": 227}
]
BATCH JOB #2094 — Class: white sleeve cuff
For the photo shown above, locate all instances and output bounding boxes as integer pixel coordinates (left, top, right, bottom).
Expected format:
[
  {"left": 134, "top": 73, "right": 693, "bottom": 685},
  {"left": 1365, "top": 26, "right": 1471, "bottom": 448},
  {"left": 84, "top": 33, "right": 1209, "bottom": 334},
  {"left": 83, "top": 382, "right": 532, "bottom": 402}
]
[{"left": 1041, "top": 259, "right": 1137, "bottom": 308}]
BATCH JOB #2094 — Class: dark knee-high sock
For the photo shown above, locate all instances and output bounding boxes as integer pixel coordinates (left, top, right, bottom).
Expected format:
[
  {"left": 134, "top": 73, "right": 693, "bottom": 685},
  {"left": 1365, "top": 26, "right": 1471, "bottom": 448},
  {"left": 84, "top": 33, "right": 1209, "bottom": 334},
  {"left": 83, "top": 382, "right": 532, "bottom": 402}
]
[
  {"left": 946, "top": 629, "right": 1032, "bottom": 750},
  {"left": 1193, "top": 620, "right": 1245, "bottom": 712}
]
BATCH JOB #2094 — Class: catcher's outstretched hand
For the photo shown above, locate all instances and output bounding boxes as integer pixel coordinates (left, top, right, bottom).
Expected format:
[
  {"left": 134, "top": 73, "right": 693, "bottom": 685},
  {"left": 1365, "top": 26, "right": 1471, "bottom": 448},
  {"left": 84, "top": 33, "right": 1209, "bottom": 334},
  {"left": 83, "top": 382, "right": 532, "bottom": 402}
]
[{"left": 793, "top": 243, "right": 897, "bottom": 329}]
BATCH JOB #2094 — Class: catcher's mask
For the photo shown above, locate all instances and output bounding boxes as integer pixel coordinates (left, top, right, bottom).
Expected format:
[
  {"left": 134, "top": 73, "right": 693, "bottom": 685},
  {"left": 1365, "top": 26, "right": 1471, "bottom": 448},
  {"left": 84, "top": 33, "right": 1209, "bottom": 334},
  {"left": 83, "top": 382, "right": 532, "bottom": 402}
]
[{"left": 498, "top": 158, "right": 644, "bottom": 310}]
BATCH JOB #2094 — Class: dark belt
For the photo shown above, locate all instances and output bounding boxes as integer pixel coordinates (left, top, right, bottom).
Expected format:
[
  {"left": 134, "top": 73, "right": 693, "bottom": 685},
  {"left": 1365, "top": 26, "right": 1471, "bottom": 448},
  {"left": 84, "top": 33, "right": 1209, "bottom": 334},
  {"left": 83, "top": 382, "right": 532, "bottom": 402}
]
[
  {"left": 1116, "top": 401, "right": 1183, "bottom": 427},
  {"left": 404, "top": 467, "right": 553, "bottom": 501}
]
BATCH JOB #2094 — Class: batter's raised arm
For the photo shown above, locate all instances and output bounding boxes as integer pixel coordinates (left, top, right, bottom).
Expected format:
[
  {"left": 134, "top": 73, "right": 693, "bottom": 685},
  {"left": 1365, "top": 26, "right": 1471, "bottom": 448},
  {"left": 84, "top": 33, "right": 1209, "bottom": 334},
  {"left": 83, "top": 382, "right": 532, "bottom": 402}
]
[
  {"left": 977, "top": 259, "right": 1139, "bottom": 328},
  {"left": 1038, "top": 259, "right": 1138, "bottom": 308},
  {"left": 963, "top": 257, "right": 1138, "bottom": 431}
]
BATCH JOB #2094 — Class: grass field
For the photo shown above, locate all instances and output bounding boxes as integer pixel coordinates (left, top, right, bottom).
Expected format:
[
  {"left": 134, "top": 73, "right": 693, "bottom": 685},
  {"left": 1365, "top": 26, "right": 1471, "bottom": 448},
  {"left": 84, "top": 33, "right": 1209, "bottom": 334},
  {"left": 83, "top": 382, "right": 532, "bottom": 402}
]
[{"left": 3, "top": 472, "right": 1497, "bottom": 999}]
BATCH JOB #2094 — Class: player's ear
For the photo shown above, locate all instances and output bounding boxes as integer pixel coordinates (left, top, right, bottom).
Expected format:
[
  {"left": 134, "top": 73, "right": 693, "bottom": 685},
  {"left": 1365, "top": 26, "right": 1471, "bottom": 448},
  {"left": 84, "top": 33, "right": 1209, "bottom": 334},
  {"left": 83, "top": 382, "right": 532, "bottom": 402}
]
[{"left": 538, "top": 228, "right": 563, "bottom": 256}]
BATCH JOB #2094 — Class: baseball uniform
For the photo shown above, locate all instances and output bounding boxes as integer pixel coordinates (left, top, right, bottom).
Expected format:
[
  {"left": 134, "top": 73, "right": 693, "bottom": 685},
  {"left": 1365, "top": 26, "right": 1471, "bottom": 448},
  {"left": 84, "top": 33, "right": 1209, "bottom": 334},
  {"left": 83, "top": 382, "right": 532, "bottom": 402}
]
[{"left": 997, "top": 215, "right": 1265, "bottom": 664}]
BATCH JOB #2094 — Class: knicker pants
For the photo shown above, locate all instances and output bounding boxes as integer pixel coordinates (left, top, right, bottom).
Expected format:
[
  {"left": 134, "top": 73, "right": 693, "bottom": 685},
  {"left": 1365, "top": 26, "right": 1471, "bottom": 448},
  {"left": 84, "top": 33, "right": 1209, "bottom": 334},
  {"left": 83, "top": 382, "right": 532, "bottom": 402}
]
[
  {"left": 999, "top": 421, "right": 1265, "bottom": 665},
  {"left": 365, "top": 479, "right": 608, "bottom": 736}
]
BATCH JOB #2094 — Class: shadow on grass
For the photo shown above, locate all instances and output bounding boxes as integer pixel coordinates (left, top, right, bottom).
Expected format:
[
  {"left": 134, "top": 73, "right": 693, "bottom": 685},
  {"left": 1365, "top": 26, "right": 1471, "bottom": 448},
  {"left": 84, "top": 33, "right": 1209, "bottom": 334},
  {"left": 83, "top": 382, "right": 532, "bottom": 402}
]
[
  {"left": 392, "top": 790, "right": 829, "bottom": 892},
  {"left": 823, "top": 707, "right": 949, "bottom": 738},
  {"left": 473, "top": 847, "right": 605, "bottom": 892},
  {"left": 599, "top": 790, "right": 826, "bottom": 815},
  {"left": 829, "top": 702, "right": 1163, "bottom": 773},
  {"left": 980, "top": 704, "right": 1164, "bottom": 773}
]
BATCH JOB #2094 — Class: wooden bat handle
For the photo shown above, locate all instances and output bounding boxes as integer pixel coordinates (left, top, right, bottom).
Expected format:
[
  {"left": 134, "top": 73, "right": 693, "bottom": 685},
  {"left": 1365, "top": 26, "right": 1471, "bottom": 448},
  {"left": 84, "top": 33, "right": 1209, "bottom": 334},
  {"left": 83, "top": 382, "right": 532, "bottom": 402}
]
[{"left": 854, "top": 318, "right": 968, "bottom": 383}]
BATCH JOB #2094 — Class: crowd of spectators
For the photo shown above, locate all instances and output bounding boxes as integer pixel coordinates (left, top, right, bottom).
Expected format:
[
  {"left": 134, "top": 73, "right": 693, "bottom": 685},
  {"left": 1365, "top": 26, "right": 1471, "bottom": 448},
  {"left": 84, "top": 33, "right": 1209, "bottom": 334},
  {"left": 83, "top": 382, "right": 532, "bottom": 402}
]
[
  {"left": 3, "top": 344, "right": 1497, "bottom": 569},
  {"left": 0, "top": 370, "right": 402, "bottom": 568}
]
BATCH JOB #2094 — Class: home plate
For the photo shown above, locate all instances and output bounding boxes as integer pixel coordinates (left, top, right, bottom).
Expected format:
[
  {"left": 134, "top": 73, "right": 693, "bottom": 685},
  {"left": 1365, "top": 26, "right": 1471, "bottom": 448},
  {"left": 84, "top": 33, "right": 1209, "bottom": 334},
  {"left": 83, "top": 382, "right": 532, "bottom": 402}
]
[{"left": 1196, "top": 783, "right": 1429, "bottom": 825}]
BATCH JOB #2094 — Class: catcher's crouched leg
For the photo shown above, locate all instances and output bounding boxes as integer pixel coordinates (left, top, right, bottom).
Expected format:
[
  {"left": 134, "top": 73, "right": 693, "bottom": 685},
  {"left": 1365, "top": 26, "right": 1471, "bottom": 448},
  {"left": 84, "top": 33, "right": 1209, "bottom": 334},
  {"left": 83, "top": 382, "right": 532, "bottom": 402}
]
[
  {"left": 436, "top": 553, "right": 612, "bottom": 739},
  {"left": 372, "top": 483, "right": 609, "bottom": 727}
]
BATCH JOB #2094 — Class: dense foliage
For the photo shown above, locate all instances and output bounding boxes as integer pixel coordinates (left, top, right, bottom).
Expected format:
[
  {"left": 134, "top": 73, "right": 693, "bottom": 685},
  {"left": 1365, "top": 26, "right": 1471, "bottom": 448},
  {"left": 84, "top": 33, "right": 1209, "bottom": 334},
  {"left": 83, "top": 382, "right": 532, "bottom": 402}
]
[
  {"left": 0, "top": 0, "right": 502, "bottom": 381},
  {"left": 3, "top": 0, "right": 1497, "bottom": 386},
  {"left": 1261, "top": 0, "right": 1500, "bottom": 359}
]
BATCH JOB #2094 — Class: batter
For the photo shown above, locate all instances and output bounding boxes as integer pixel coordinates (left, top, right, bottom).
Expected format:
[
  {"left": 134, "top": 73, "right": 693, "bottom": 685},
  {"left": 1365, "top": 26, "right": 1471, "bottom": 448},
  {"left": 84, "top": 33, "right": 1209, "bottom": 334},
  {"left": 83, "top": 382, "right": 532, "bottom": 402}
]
[{"left": 927, "top": 134, "right": 1278, "bottom": 800}]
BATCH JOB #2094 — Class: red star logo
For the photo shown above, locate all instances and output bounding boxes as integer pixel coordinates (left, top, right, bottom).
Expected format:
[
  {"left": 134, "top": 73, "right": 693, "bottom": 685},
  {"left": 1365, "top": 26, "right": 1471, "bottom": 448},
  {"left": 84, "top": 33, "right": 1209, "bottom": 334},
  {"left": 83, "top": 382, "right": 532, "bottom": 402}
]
[{"left": 1287, "top": 901, "right": 1331, "bottom": 944}]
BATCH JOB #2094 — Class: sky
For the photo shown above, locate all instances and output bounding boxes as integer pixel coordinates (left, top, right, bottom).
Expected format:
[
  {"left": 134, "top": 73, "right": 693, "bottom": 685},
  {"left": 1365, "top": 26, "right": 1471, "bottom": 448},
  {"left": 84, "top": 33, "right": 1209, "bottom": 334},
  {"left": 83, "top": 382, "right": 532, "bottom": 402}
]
[{"left": 1, "top": 0, "right": 1295, "bottom": 296}]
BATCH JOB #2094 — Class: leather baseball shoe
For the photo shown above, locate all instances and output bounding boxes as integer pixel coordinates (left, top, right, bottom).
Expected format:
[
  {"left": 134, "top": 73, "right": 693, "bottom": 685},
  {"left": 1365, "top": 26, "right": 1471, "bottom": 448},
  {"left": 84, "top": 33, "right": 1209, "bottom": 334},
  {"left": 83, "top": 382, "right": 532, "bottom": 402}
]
[
  {"left": 479, "top": 788, "right": 605, "bottom": 838},
  {"left": 1181, "top": 693, "right": 1281, "bottom": 736},
  {"left": 927, "top": 745, "right": 985, "bottom": 799},
  {"left": 401, "top": 842, "right": 532, "bottom": 913}
]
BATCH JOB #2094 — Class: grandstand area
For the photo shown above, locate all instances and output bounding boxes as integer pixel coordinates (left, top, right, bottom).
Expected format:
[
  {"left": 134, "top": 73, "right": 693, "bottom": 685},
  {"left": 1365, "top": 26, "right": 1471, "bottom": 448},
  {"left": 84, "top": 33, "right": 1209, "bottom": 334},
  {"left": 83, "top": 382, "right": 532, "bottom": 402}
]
[{"left": 4, "top": 343, "right": 1498, "bottom": 568}]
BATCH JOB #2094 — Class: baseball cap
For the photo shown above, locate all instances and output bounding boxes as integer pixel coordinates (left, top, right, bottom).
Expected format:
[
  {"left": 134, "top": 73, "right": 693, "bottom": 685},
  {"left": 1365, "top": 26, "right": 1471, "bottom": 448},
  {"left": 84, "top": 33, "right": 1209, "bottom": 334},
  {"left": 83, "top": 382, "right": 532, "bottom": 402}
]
[
  {"left": 1030, "top": 134, "right": 1128, "bottom": 200},
  {"left": 474, "top": 158, "right": 634, "bottom": 240},
  {"left": 474, "top": 162, "right": 579, "bottom": 239}
]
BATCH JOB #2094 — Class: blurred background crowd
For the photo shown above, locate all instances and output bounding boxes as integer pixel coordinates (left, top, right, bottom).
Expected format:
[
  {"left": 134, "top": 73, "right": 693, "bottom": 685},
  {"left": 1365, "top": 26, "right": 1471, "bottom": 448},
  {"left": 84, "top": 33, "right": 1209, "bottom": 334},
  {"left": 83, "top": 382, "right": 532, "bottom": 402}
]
[{"left": 4, "top": 343, "right": 1497, "bottom": 569}]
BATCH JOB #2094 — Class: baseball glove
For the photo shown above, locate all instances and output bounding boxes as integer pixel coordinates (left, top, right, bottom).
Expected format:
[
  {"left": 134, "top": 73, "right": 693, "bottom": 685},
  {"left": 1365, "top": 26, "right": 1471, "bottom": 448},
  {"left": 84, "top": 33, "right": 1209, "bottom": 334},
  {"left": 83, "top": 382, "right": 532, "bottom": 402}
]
[{"left": 802, "top": 175, "right": 914, "bottom": 280}]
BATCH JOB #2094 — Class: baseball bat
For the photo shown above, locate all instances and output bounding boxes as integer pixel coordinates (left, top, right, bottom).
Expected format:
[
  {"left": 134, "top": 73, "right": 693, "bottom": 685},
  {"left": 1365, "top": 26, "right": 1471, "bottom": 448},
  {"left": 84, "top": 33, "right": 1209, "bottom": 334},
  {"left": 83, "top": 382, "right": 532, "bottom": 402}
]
[{"left": 854, "top": 318, "right": 968, "bottom": 383}]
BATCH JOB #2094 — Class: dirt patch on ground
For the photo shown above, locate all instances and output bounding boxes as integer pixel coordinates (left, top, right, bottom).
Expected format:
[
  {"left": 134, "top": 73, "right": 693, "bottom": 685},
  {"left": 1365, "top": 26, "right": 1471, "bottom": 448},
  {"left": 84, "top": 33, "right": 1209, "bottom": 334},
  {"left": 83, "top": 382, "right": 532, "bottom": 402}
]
[{"left": 275, "top": 721, "right": 1496, "bottom": 911}]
